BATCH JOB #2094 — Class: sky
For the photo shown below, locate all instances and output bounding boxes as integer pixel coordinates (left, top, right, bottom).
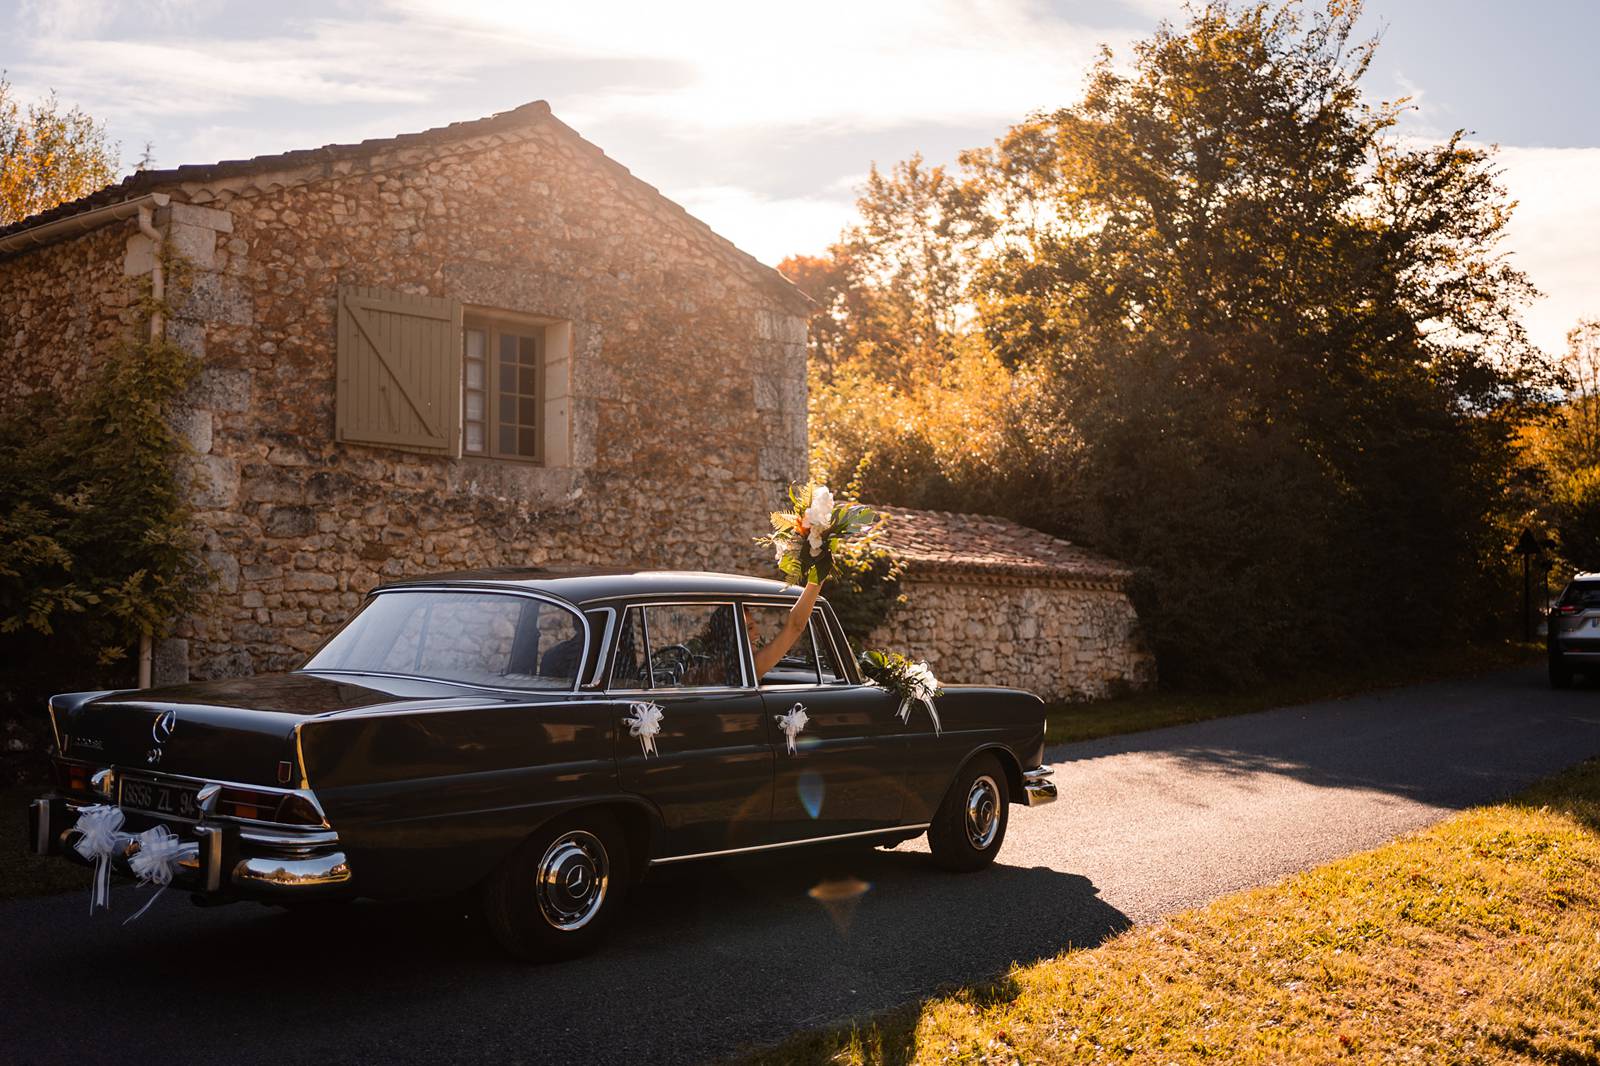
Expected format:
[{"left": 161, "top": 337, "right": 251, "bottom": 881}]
[{"left": 4, "top": 0, "right": 1596, "bottom": 354}]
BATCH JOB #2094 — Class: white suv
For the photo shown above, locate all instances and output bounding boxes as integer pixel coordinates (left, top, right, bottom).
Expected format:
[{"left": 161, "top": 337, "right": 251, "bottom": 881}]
[{"left": 1547, "top": 573, "right": 1600, "bottom": 688}]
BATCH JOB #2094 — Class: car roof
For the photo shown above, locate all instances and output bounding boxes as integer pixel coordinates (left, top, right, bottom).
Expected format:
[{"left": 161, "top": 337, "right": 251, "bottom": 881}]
[{"left": 372, "top": 567, "right": 802, "bottom": 607}]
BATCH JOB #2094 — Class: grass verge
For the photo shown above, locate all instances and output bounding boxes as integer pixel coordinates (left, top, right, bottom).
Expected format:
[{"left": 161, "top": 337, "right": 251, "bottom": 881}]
[
  {"left": 735, "top": 757, "right": 1600, "bottom": 1065},
  {"left": 1, "top": 785, "right": 87, "bottom": 900},
  {"left": 1045, "top": 640, "right": 1542, "bottom": 745}
]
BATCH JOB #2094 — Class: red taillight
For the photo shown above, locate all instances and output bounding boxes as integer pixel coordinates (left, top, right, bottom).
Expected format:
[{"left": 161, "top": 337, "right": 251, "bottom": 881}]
[
  {"left": 215, "top": 784, "right": 323, "bottom": 826},
  {"left": 1559, "top": 605, "right": 1578, "bottom": 615},
  {"left": 217, "top": 785, "right": 283, "bottom": 821},
  {"left": 53, "top": 758, "right": 95, "bottom": 796}
]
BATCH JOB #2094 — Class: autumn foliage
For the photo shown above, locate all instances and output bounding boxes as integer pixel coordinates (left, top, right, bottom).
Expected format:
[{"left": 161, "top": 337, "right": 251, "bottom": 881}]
[
  {"left": 786, "top": 1, "right": 1559, "bottom": 686},
  {"left": 0, "top": 75, "right": 117, "bottom": 226}
]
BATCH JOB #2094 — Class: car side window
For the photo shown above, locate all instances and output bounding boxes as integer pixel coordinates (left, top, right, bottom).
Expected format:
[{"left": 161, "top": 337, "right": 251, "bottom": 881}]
[
  {"left": 746, "top": 604, "right": 821, "bottom": 686},
  {"left": 611, "top": 607, "right": 650, "bottom": 688},
  {"left": 814, "top": 611, "right": 846, "bottom": 684},
  {"left": 641, "top": 604, "right": 743, "bottom": 689}
]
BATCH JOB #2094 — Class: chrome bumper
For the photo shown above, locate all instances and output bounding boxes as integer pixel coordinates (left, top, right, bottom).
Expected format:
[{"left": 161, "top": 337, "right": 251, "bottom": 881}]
[
  {"left": 1021, "top": 766, "right": 1057, "bottom": 806},
  {"left": 30, "top": 795, "right": 353, "bottom": 900}
]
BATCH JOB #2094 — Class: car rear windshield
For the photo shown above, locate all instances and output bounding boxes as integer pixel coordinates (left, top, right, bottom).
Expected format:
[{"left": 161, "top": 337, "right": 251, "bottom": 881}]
[
  {"left": 1560, "top": 582, "right": 1600, "bottom": 609},
  {"left": 303, "top": 590, "right": 585, "bottom": 690}
]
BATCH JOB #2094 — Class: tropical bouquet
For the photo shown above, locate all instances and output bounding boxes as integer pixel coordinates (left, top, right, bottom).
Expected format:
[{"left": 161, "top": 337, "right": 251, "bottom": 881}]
[
  {"left": 761, "top": 483, "right": 878, "bottom": 585},
  {"left": 859, "top": 649, "right": 944, "bottom": 734}
]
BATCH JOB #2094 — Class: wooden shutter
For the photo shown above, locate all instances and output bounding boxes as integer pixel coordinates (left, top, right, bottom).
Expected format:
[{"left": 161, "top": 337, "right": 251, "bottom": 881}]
[{"left": 336, "top": 285, "right": 462, "bottom": 456}]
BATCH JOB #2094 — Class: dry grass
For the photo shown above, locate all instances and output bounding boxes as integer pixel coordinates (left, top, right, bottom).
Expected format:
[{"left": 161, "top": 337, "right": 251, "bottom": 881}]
[
  {"left": 1045, "top": 641, "right": 1541, "bottom": 746},
  {"left": 736, "top": 758, "right": 1600, "bottom": 1065}
]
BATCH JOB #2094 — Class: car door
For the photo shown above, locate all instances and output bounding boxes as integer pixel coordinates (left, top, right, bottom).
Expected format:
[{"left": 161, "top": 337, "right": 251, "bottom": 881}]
[
  {"left": 611, "top": 602, "right": 773, "bottom": 856},
  {"left": 747, "top": 602, "right": 907, "bottom": 841}
]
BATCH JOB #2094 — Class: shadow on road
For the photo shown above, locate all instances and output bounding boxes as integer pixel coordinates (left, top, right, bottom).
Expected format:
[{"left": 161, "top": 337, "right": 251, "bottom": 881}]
[
  {"left": 11, "top": 843, "right": 1128, "bottom": 1065},
  {"left": 1055, "top": 666, "right": 1600, "bottom": 810}
]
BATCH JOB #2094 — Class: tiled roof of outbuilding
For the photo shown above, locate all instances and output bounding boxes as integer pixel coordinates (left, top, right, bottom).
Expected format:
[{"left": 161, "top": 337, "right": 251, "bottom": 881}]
[
  {"left": 0, "top": 101, "right": 809, "bottom": 312},
  {"left": 872, "top": 505, "right": 1131, "bottom": 588}
]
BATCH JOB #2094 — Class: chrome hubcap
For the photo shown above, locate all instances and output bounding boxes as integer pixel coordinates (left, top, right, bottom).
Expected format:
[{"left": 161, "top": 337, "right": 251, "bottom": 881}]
[
  {"left": 965, "top": 775, "right": 1001, "bottom": 849},
  {"left": 536, "top": 830, "right": 609, "bottom": 931}
]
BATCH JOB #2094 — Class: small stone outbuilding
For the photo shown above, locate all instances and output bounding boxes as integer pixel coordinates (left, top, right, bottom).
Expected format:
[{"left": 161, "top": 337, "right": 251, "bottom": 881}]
[
  {"left": 868, "top": 507, "right": 1155, "bottom": 702},
  {"left": 0, "top": 102, "right": 811, "bottom": 682}
]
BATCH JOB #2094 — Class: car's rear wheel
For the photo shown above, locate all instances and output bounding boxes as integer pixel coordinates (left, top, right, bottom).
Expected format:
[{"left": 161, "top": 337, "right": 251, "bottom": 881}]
[
  {"left": 927, "top": 753, "right": 1010, "bottom": 872},
  {"left": 482, "top": 810, "right": 629, "bottom": 961},
  {"left": 1550, "top": 654, "right": 1574, "bottom": 689}
]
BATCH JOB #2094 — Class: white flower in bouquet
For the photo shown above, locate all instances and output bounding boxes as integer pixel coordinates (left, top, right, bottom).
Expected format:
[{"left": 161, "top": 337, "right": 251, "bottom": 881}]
[
  {"left": 802, "top": 485, "right": 835, "bottom": 552},
  {"left": 905, "top": 661, "right": 940, "bottom": 702},
  {"left": 758, "top": 482, "right": 877, "bottom": 586}
]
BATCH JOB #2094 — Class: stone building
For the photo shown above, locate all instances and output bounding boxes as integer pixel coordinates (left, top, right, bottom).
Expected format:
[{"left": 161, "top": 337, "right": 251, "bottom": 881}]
[
  {"left": 869, "top": 507, "right": 1155, "bottom": 702},
  {"left": 0, "top": 103, "right": 810, "bottom": 681},
  {"left": 0, "top": 102, "right": 1149, "bottom": 699}
]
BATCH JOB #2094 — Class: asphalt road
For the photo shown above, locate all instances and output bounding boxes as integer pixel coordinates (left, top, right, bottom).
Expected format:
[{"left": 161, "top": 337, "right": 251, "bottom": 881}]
[{"left": 6, "top": 666, "right": 1598, "bottom": 1066}]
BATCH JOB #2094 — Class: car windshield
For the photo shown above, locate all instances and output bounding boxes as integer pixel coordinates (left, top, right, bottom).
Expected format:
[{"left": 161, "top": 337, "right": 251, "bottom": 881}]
[{"left": 303, "top": 590, "right": 585, "bottom": 690}]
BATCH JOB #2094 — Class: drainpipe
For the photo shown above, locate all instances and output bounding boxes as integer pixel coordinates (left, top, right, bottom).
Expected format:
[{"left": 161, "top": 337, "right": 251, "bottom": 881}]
[{"left": 136, "top": 202, "right": 165, "bottom": 689}]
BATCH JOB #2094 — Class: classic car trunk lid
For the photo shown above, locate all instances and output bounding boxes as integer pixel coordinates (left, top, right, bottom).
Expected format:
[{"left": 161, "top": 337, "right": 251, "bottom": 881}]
[{"left": 53, "top": 673, "right": 432, "bottom": 785}]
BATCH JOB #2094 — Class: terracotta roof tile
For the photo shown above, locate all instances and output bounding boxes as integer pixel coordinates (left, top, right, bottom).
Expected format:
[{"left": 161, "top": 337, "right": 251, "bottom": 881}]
[{"left": 871, "top": 505, "right": 1131, "bottom": 587}]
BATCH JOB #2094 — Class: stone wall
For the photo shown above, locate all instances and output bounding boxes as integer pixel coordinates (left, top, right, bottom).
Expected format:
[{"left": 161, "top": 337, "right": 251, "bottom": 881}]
[
  {"left": 1, "top": 116, "right": 809, "bottom": 682},
  {"left": 866, "top": 576, "right": 1156, "bottom": 703},
  {"left": 0, "top": 223, "right": 137, "bottom": 405}
]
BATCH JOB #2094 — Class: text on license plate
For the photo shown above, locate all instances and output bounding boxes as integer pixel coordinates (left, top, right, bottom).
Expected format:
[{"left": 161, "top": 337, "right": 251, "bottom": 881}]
[{"left": 120, "top": 777, "right": 200, "bottom": 819}]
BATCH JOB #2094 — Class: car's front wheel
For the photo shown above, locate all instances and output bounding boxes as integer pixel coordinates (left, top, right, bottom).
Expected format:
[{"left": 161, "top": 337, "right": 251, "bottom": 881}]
[
  {"left": 927, "top": 753, "right": 1010, "bottom": 872},
  {"left": 482, "top": 810, "right": 629, "bottom": 961}
]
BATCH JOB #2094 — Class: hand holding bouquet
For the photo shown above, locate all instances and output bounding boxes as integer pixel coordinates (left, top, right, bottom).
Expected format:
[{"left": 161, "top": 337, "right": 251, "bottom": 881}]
[{"left": 761, "top": 483, "right": 878, "bottom": 585}]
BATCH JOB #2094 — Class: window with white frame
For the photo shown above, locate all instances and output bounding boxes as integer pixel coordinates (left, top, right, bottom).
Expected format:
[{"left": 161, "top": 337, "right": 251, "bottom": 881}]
[{"left": 463, "top": 317, "right": 543, "bottom": 462}]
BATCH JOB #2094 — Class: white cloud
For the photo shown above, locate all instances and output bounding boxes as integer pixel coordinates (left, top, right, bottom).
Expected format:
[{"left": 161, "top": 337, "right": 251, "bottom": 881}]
[
  {"left": 389, "top": 0, "right": 1127, "bottom": 133},
  {"left": 674, "top": 182, "right": 862, "bottom": 265},
  {"left": 1495, "top": 144, "right": 1600, "bottom": 355}
]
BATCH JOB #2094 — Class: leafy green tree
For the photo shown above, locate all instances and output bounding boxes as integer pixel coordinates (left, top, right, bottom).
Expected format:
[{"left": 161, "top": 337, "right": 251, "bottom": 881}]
[
  {"left": 797, "top": 1, "right": 1558, "bottom": 686},
  {"left": 0, "top": 330, "right": 205, "bottom": 689},
  {"left": 780, "top": 156, "right": 976, "bottom": 385}
]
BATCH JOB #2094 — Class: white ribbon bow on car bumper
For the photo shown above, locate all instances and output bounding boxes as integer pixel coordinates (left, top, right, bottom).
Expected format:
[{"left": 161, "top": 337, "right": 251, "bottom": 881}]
[
  {"left": 124, "top": 825, "right": 198, "bottom": 925},
  {"left": 72, "top": 804, "right": 128, "bottom": 913}
]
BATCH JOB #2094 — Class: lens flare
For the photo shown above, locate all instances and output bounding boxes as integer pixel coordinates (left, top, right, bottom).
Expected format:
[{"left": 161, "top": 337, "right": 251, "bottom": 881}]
[
  {"left": 798, "top": 770, "right": 825, "bottom": 819},
  {"left": 808, "top": 876, "right": 872, "bottom": 934}
]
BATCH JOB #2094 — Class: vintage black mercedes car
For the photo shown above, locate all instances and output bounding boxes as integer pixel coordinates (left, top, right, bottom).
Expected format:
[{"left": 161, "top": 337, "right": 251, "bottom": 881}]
[{"left": 30, "top": 569, "right": 1055, "bottom": 959}]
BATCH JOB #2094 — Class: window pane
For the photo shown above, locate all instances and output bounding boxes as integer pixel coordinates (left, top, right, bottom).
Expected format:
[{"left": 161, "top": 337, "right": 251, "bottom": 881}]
[
  {"left": 814, "top": 613, "right": 845, "bottom": 682},
  {"left": 465, "top": 423, "right": 484, "bottom": 452},
  {"left": 465, "top": 392, "right": 483, "bottom": 421},
  {"left": 465, "top": 329, "right": 485, "bottom": 358},
  {"left": 746, "top": 605, "right": 820, "bottom": 686},
  {"left": 518, "top": 427, "right": 538, "bottom": 456},
  {"left": 465, "top": 361, "right": 483, "bottom": 389},
  {"left": 500, "top": 363, "right": 516, "bottom": 394},
  {"left": 499, "top": 426, "right": 517, "bottom": 454},
  {"left": 517, "top": 366, "right": 537, "bottom": 396},
  {"left": 643, "top": 604, "right": 742, "bottom": 689},
  {"left": 500, "top": 395, "right": 516, "bottom": 424},
  {"left": 499, "top": 332, "right": 518, "bottom": 362},
  {"left": 611, "top": 608, "right": 649, "bottom": 688},
  {"left": 519, "top": 397, "right": 538, "bottom": 425},
  {"left": 519, "top": 335, "right": 537, "bottom": 365},
  {"left": 304, "top": 591, "right": 581, "bottom": 690}
]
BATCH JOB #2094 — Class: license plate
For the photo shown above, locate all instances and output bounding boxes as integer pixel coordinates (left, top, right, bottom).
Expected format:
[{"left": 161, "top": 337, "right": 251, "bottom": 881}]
[{"left": 120, "top": 777, "right": 200, "bottom": 820}]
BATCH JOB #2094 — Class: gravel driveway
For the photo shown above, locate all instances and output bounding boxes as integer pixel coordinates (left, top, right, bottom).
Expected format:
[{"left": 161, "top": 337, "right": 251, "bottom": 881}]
[{"left": 5, "top": 666, "right": 1597, "bottom": 1065}]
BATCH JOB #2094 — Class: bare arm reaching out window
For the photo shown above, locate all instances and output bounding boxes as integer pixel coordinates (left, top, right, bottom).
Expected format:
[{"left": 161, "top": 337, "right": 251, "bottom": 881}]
[{"left": 749, "top": 582, "right": 821, "bottom": 680}]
